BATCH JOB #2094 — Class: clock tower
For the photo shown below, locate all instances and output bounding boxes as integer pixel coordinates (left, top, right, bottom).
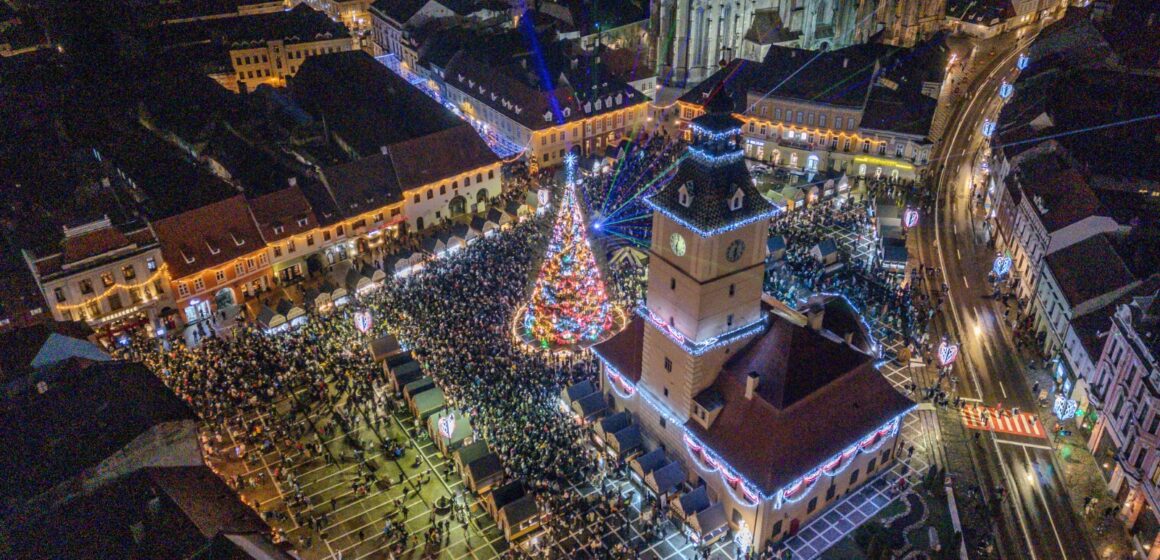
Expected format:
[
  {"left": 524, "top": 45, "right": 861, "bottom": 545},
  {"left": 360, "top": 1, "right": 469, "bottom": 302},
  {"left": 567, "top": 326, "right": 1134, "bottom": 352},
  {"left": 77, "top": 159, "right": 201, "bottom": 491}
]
[{"left": 638, "top": 88, "right": 778, "bottom": 433}]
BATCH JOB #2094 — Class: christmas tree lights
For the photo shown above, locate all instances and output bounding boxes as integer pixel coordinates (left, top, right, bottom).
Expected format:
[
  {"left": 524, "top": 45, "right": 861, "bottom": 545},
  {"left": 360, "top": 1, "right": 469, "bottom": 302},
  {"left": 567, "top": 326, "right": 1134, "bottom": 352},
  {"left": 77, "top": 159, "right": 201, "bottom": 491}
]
[{"left": 521, "top": 158, "right": 613, "bottom": 349}]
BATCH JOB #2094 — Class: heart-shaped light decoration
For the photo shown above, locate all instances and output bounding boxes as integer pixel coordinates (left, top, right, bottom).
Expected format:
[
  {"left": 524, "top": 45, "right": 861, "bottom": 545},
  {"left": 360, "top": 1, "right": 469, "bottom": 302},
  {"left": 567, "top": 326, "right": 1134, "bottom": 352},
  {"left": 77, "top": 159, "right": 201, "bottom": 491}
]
[{"left": 938, "top": 341, "right": 959, "bottom": 367}]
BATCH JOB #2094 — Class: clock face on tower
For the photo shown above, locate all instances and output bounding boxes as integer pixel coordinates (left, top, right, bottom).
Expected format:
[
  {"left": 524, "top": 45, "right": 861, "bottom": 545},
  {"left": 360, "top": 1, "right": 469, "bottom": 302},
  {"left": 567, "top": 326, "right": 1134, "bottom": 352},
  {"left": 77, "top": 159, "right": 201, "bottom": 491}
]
[
  {"left": 670, "top": 233, "right": 687, "bottom": 257},
  {"left": 726, "top": 239, "right": 746, "bottom": 263}
]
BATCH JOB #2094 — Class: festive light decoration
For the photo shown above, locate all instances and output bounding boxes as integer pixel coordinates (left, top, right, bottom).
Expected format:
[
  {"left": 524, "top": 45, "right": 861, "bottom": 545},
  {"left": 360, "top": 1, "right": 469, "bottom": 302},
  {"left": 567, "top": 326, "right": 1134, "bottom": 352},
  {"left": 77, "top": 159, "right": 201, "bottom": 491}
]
[
  {"left": 981, "top": 119, "right": 996, "bottom": 138},
  {"left": 643, "top": 197, "right": 781, "bottom": 238},
  {"left": 686, "top": 146, "right": 745, "bottom": 166},
  {"left": 1054, "top": 395, "right": 1078, "bottom": 421},
  {"left": 688, "top": 122, "right": 742, "bottom": 142},
  {"left": 640, "top": 307, "right": 766, "bottom": 357},
  {"left": 993, "top": 253, "right": 1012, "bottom": 277},
  {"left": 53, "top": 264, "right": 169, "bottom": 312},
  {"left": 903, "top": 208, "right": 920, "bottom": 229},
  {"left": 595, "top": 351, "right": 912, "bottom": 507},
  {"left": 438, "top": 413, "right": 456, "bottom": 439},
  {"left": 521, "top": 158, "right": 613, "bottom": 349},
  {"left": 999, "top": 81, "right": 1014, "bottom": 99},
  {"left": 1017, "top": 52, "right": 1030, "bottom": 70},
  {"left": 606, "top": 368, "right": 637, "bottom": 399},
  {"left": 938, "top": 339, "right": 959, "bottom": 367},
  {"left": 354, "top": 310, "right": 374, "bottom": 334}
]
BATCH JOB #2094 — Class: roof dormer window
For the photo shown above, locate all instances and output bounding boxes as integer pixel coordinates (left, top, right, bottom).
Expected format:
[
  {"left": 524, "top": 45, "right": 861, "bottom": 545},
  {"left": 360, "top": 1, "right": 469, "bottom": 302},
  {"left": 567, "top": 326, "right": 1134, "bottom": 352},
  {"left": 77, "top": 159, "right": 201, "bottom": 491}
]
[
  {"left": 273, "top": 225, "right": 285, "bottom": 236},
  {"left": 206, "top": 240, "right": 221, "bottom": 255},
  {"left": 729, "top": 188, "right": 745, "bottom": 211},
  {"left": 230, "top": 232, "right": 245, "bottom": 247},
  {"left": 678, "top": 182, "right": 693, "bottom": 208}
]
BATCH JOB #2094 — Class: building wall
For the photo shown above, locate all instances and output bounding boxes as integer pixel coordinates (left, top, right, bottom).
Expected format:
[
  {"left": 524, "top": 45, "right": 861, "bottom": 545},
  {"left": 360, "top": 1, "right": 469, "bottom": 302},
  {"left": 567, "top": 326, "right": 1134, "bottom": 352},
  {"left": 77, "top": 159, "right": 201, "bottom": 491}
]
[
  {"left": 445, "top": 81, "right": 649, "bottom": 168},
  {"left": 1087, "top": 306, "right": 1160, "bottom": 542},
  {"left": 36, "top": 248, "right": 171, "bottom": 327},
  {"left": 601, "top": 363, "right": 901, "bottom": 548},
  {"left": 230, "top": 37, "right": 354, "bottom": 92},
  {"left": 680, "top": 102, "right": 929, "bottom": 181},
  {"left": 171, "top": 249, "right": 272, "bottom": 323},
  {"left": 402, "top": 162, "right": 503, "bottom": 231}
]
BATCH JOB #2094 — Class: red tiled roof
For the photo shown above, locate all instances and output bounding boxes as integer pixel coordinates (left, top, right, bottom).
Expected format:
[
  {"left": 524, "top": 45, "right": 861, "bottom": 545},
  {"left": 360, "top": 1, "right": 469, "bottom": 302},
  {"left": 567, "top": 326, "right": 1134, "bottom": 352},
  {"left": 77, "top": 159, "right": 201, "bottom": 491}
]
[
  {"left": 61, "top": 227, "right": 131, "bottom": 265},
  {"left": 687, "top": 314, "right": 913, "bottom": 495},
  {"left": 592, "top": 316, "right": 644, "bottom": 383},
  {"left": 152, "top": 195, "right": 265, "bottom": 280},
  {"left": 247, "top": 186, "right": 318, "bottom": 243},
  {"left": 388, "top": 126, "right": 499, "bottom": 191}
]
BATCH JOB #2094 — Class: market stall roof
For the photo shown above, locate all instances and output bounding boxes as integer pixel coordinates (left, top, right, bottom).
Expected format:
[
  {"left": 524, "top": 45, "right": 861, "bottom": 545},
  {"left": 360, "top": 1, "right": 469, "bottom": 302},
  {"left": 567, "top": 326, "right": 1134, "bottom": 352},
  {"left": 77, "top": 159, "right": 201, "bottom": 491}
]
[
  {"left": 597, "top": 411, "right": 631, "bottom": 438},
  {"left": 675, "top": 485, "right": 710, "bottom": 519},
  {"left": 488, "top": 481, "right": 526, "bottom": 511},
  {"left": 394, "top": 367, "right": 424, "bottom": 388},
  {"left": 499, "top": 495, "right": 540, "bottom": 526},
  {"left": 690, "top": 501, "right": 727, "bottom": 537},
  {"left": 466, "top": 453, "right": 503, "bottom": 482},
  {"left": 429, "top": 409, "right": 472, "bottom": 445},
  {"left": 413, "top": 388, "right": 446, "bottom": 418},
  {"left": 645, "top": 461, "right": 684, "bottom": 496},
  {"left": 629, "top": 448, "right": 667, "bottom": 477},
  {"left": 456, "top": 440, "right": 490, "bottom": 466},
  {"left": 257, "top": 306, "right": 285, "bottom": 329},
  {"left": 561, "top": 379, "right": 597, "bottom": 405},
  {"left": 386, "top": 351, "right": 414, "bottom": 369},
  {"left": 370, "top": 334, "right": 402, "bottom": 362},
  {"left": 391, "top": 359, "right": 421, "bottom": 377},
  {"left": 403, "top": 377, "right": 435, "bottom": 400},
  {"left": 571, "top": 391, "right": 607, "bottom": 419},
  {"left": 610, "top": 425, "right": 642, "bottom": 457}
]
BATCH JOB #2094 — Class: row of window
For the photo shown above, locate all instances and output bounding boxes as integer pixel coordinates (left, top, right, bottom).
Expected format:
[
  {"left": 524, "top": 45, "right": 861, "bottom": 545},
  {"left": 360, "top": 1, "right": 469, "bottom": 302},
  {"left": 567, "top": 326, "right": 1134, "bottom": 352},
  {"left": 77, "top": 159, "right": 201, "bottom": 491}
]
[
  {"left": 410, "top": 170, "right": 494, "bottom": 204},
  {"left": 754, "top": 104, "right": 858, "bottom": 132},
  {"left": 744, "top": 122, "right": 913, "bottom": 158},
  {"left": 54, "top": 257, "right": 158, "bottom": 303},
  {"left": 59, "top": 281, "right": 164, "bottom": 322},
  {"left": 176, "top": 253, "right": 269, "bottom": 298}
]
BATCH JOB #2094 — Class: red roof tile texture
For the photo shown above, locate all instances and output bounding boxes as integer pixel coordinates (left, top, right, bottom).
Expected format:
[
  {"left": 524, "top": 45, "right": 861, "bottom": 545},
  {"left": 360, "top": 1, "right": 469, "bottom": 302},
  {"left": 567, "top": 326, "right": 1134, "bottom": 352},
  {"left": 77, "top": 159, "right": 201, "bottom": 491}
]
[{"left": 152, "top": 195, "right": 265, "bottom": 280}]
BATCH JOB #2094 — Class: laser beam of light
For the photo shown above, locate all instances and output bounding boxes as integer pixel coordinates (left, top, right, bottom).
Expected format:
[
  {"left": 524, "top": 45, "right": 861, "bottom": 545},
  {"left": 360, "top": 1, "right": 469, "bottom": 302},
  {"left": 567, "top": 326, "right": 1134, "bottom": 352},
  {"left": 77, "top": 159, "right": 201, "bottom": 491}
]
[
  {"left": 599, "top": 212, "right": 652, "bottom": 228},
  {"left": 930, "top": 111, "right": 1160, "bottom": 168},
  {"left": 603, "top": 153, "right": 686, "bottom": 221},
  {"left": 598, "top": 140, "right": 680, "bottom": 220},
  {"left": 605, "top": 230, "right": 650, "bottom": 247},
  {"left": 602, "top": 126, "right": 649, "bottom": 216},
  {"left": 742, "top": 9, "right": 882, "bottom": 114}
]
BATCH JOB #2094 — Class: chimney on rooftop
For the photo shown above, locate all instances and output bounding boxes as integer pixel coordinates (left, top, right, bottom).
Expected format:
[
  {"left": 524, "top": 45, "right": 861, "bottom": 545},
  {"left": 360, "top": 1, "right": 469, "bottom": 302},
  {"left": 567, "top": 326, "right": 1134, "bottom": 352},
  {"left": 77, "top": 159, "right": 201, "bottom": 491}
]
[
  {"left": 380, "top": 146, "right": 389, "bottom": 155},
  {"left": 843, "top": 57, "right": 849, "bottom": 68},
  {"left": 745, "top": 372, "right": 760, "bottom": 400},
  {"left": 288, "top": 177, "right": 297, "bottom": 187}
]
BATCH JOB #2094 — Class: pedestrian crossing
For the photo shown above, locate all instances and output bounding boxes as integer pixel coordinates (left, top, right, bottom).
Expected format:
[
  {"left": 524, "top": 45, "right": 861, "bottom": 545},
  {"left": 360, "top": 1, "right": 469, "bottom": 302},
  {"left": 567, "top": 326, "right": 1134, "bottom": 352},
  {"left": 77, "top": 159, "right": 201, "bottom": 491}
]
[{"left": 961, "top": 406, "right": 1045, "bottom": 438}]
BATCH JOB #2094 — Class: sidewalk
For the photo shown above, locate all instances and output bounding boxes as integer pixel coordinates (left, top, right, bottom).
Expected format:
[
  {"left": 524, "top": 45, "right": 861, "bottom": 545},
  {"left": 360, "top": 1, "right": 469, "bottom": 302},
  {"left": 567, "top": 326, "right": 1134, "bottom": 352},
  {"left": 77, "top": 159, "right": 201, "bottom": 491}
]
[{"left": 1025, "top": 364, "right": 1136, "bottom": 560}]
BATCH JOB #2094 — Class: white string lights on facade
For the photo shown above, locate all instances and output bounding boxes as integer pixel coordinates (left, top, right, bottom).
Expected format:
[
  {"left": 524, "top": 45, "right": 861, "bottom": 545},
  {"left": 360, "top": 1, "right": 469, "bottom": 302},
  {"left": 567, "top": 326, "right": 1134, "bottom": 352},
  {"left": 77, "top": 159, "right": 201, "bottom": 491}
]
[
  {"left": 638, "top": 307, "right": 767, "bottom": 357},
  {"left": 594, "top": 352, "right": 913, "bottom": 510}
]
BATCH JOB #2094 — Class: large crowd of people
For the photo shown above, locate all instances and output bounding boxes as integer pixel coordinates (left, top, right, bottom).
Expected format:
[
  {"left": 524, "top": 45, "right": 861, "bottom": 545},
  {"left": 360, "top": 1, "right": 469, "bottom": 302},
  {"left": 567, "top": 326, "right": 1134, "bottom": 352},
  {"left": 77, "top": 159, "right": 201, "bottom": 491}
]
[{"left": 119, "top": 158, "right": 943, "bottom": 560}]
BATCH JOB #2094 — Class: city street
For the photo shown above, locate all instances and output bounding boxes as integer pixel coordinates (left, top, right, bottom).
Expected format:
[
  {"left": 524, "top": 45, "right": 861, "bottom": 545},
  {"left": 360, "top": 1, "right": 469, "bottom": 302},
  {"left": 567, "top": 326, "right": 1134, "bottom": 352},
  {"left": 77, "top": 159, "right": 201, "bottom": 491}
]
[{"left": 912, "top": 29, "right": 1094, "bottom": 560}]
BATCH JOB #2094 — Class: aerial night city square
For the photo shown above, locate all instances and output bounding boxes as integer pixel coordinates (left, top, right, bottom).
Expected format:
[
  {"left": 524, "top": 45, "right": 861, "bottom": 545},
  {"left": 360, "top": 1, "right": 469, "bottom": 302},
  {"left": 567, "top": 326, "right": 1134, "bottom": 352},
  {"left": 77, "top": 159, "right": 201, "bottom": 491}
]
[{"left": 1, "top": 0, "right": 1158, "bottom": 558}]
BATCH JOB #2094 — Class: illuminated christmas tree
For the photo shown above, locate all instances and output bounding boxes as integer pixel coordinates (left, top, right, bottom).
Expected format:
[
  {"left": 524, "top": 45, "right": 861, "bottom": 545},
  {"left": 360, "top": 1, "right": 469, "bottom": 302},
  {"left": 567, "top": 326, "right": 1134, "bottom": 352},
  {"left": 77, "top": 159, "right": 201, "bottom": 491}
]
[{"left": 523, "top": 155, "right": 612, "bottom": 348}]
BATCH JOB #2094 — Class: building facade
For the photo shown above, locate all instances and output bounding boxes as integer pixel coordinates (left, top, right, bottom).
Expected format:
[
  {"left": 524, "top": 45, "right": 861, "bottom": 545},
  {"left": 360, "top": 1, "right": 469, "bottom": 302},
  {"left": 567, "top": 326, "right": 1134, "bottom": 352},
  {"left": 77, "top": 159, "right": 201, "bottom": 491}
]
[
  {"left": 151, "top": 195, "right": 273, "bottom": 327},
  {"left": 1086, "top": 293, "right": 1160, "bottom": 559},
  {"left": 23, "top": 217, "right": 173, "bottom": 342},
  {"left": 676, "top": 43, "right": 946, "bottom": 184},
  {"left": 593, "top": 98, "right": 912, "bottom": 549},
  {"left": 439, "top": 51, "right": 651, "bottom": 168},
  {"left": 652, "top": 0, "right": 878, "bottom": 86}
]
